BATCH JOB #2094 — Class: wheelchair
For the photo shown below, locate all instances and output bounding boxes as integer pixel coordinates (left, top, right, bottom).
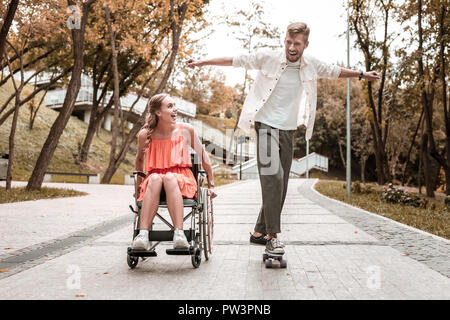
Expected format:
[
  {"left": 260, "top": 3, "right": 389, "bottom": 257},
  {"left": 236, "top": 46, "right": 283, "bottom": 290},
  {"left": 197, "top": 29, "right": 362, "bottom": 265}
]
[{"left": 127, "top": 153, "right": 214, "bottom": 269}]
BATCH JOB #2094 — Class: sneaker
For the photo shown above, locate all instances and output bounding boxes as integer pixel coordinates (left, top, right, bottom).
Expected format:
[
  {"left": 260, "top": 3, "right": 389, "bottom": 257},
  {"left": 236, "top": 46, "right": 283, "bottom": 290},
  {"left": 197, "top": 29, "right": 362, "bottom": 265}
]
[
  {"left": 249, "top": 232, "right": 268, "bottom": 245},
  {"left": 266, "top": 237, "right": 285, "bottom": 255},
  {"left": 132, "top": 233, "right": 150, "bottom": 251},
  {"left": 173, "top": 230, "right": 189, "bottom": 249}
]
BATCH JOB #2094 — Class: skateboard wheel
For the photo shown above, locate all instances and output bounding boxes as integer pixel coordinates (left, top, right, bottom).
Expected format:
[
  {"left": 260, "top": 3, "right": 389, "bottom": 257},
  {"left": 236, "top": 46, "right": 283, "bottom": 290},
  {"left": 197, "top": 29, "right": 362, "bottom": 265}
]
[
  {"left": 265, "top": 259, "right": 273, "bottom": 268},
  {"left": 280, "top": 259, "right": 287, "bottom": 268}
]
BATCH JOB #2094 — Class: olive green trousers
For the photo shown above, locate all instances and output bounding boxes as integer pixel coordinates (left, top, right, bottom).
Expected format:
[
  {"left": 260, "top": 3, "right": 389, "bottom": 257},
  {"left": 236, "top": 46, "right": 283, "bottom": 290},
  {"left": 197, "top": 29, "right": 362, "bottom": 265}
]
[{"left": 254, "top": 121, "right": 295, "bottom": 235}]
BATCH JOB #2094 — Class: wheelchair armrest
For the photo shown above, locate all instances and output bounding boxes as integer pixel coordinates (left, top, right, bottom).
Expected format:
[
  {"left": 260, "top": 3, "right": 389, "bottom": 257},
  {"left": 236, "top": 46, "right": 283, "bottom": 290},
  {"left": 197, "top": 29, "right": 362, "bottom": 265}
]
[{"left": 133, "top": 171, "right": 147, "bottom": 178}]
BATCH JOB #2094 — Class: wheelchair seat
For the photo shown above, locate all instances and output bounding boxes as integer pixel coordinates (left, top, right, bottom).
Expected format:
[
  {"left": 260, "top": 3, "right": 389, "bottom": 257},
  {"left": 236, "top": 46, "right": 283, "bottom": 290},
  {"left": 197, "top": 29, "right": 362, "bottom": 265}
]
[{"left": 137, "top": 198, "right": 197, "bottom": 209}]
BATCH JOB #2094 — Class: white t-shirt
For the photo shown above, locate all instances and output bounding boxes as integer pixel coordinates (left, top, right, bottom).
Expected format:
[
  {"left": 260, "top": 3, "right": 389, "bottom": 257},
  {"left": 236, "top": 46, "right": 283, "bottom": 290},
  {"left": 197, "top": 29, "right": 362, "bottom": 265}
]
[{"left": 254, "top": 59, "right": 301, "bottom": 130}]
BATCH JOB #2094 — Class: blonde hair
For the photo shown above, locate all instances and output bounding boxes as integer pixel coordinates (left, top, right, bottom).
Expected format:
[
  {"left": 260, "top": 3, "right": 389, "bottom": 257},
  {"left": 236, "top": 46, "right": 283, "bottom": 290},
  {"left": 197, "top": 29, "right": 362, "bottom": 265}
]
[
  {"left": 144, "top": 93, "right": 169, "bottom": 144},
  {"left": 287, "top": 22, "right": 310, "bottom": 40}
]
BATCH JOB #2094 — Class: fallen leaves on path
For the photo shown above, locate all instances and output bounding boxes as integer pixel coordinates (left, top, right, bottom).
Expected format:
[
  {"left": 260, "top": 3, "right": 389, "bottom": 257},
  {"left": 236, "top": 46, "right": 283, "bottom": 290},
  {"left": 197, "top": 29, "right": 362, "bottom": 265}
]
[
  {"left": 0, "top": 270, "right": 8, "bottom": 273},
  {"left": 75, "top": 293, "right": 88, "bottom": 297}
]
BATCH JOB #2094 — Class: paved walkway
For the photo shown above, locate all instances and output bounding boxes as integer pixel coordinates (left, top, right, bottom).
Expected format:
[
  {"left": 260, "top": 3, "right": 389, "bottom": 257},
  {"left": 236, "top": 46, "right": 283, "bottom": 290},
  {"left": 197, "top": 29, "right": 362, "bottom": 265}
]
[{"left": 0, "top": 179, "right": 449, "bottom": 299}]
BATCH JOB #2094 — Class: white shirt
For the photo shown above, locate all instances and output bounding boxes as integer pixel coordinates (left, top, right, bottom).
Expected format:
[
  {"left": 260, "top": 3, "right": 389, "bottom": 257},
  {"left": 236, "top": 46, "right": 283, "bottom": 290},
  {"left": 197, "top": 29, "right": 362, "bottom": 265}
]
[
  {"left": 232, "top": 50, "right": 341, "bottom": 140},
  {"left": 254, "top": 59, "right": 301, "bottom": 130}
]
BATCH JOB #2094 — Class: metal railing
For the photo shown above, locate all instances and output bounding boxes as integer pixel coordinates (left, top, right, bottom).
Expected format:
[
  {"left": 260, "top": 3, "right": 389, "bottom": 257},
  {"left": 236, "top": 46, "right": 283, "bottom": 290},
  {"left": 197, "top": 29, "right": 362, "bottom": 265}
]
[
  {"left": 290, "top": 152, "right": 328, "bottom": 176},
  {"left": 231, "top": 152, "right": 328, "bottom": 178}
]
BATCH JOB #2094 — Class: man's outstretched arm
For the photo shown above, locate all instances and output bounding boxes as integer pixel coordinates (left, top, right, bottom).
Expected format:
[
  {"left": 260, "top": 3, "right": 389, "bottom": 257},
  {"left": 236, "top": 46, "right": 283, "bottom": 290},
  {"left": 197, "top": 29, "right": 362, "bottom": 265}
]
[
  {"left": 186, "top": 57, "right": 233, "bottom": 68},
  {"left": 339, "top": 67, "right": 380, "bottom": 81}
]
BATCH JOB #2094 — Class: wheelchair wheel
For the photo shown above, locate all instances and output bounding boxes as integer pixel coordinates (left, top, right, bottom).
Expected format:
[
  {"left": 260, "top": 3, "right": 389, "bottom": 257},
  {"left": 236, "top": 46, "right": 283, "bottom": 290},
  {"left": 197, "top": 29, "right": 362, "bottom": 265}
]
[
  {"left": 207, "top": 195, "right": 214, "bottom": 255},
  {"left": 201, "top": 189, "right": 210, "bottom": 261},
  {"left": 191, "top": 248, "right": 201, "bottom": 268}
]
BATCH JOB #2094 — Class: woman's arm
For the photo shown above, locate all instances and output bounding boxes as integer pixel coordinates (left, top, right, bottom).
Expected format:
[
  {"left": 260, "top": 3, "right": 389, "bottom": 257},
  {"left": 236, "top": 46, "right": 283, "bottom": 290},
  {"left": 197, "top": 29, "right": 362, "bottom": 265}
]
[
  {"left": 184, "top": 123, "right": 217, "bottom": 198},
  {"left": 135, "top": 129, "right": 148, "bottom": 193}
]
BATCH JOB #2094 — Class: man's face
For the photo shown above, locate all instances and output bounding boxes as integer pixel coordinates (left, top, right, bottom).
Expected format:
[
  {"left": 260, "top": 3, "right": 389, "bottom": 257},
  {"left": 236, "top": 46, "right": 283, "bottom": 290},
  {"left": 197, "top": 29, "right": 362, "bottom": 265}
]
[{"left": 284, "top": 33, "right": 309, "bottom": 63}]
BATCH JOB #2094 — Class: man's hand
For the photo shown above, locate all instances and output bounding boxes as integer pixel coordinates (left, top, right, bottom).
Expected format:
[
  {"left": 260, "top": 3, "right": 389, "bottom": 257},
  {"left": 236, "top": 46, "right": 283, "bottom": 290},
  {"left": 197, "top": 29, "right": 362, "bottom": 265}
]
[
  {"left": 186, "top": 58, "right": 202, "bottom": 69},
  {"left": 363, "top": 71, "right": 381, "bottom": 81}
]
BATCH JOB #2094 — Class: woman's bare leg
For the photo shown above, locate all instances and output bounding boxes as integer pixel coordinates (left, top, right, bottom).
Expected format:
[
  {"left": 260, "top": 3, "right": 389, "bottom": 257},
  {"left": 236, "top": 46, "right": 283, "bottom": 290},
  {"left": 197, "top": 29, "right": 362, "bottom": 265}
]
[
  {"left": 139, "top": 174, "right": 163, "bottom": 230},
  {"left": 163, "top": 173, "right": 184, "bottom": 230}
]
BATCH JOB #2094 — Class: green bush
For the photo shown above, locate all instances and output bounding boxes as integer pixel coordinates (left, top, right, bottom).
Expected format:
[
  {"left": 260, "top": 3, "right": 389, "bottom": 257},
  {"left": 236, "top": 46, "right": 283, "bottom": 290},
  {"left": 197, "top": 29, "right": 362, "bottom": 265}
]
[
  {"left": 381, "top": 183, "right": 428, "bottom": 208},
  {"left": 445, "top": 195, "right": 450, "bottom": 207}
]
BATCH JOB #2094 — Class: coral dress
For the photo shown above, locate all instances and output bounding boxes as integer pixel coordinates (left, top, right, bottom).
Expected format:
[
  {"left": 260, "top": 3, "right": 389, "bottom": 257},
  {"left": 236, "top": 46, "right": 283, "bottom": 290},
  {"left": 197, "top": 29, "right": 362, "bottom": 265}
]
[{"left": 137, "top": 123, "right": 197, "bottom": 201}]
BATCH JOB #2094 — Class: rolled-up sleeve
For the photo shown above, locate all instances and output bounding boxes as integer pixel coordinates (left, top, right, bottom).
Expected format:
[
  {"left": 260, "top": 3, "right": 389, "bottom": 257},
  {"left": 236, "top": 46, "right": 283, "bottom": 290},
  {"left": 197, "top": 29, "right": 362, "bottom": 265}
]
[
  {"left": 314, "top": 57, "right": 341, "bottom": 79},
  {"left": 232, "top": 51, "right": 268, "bottom": 70}
]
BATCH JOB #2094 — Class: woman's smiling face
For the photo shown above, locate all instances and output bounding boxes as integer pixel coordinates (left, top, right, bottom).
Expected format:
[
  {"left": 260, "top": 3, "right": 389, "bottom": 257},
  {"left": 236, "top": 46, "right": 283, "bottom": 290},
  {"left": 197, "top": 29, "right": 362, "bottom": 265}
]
[{"left": 156, "top": 95, "right": 177, "bottom": 124}]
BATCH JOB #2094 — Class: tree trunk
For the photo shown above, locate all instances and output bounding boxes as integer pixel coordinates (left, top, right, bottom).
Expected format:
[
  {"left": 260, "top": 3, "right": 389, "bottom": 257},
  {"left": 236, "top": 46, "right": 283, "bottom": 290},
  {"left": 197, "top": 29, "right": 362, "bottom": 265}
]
[
  {"left": 79, "top": 109, "right": 100, "bottom": 162},
  {"left": 368, "top": 120, "right": 385, "bottom": 185},
  {"left": 360, "top": 156, "right": 366, "bottom": 183},
  {"left": 421, "top": 133, "right": 434, "bottom": 197},
  {"left": 6, "top": 91, "right": 20, "bottom": 191},
  {"left": 439, "top": 4, "right": 450, "bottom": 195},
  {"left": 102, "top": 3, "right": 121, "bottom": 184},
  {"left": 29, "top": 88, "right": 47, "bottom": 130},
  {"left": 418, "top": 116, "right": 424, "bottom": 194},
  {"left": 433, "top": 163, "right": 441, "bottom": 192},
  {"left": 0, "top": 0, "right": 19, "bottom": 65},
  {"left": 337, "top": 139, "right": 346, "bottom": 169},
  {"left": 26, "top": 0, "right": 96, "bottom": 191},
  {"left": 417, "top": 0, "right": 439, "bottom": 198},
  {"left": 401, "top": 109, "right": 424, "bottom": 186},
  {"left": 4, "top": 40, "right": 24, "bottom": 191}
]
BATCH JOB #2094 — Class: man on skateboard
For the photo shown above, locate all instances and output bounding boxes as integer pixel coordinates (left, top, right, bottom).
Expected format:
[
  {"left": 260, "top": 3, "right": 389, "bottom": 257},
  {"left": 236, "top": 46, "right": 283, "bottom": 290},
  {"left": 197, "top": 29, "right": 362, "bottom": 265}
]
[{"left": 187, "top": 22, "right": 379, "bottom": 257}]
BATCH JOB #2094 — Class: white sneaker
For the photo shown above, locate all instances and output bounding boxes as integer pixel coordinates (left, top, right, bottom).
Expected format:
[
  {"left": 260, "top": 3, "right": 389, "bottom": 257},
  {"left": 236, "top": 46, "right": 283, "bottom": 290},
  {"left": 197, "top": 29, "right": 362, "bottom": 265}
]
[
  {"left": 173, "top": 230, "right": 189, "bottom": 249},
  {"left": 266, "top": 238, "right": 285, "bottom": 255},
  {"left": 132, "top": 233, "right": 150, "bottom": 251}
]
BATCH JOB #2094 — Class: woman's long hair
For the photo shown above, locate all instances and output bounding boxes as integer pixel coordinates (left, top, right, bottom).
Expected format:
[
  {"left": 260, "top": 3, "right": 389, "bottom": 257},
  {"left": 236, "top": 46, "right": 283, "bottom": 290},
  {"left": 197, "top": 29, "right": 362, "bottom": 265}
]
[{"left": 143, "top": 93, "right": 169, "bottom": 144}]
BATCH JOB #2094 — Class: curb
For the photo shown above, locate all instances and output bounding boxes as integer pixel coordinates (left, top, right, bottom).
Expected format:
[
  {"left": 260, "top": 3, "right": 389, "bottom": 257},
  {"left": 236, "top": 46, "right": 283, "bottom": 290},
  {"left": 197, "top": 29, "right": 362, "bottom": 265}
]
[{"left": 309, "top": 178, "right": 450, "bottom": 244}]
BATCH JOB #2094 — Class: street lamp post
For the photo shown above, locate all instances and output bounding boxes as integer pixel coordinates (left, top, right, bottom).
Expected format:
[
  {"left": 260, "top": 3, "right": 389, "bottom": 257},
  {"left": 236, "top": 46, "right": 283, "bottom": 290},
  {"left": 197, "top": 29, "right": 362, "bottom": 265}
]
[
  {"left": 346, "top": 0, "right": 351, "bottom": 198},
  {"left": 306, "top": 139, "right": 309, "bottom": 179},
  {"left": 237, "top": 135, "right": 245, "bottom": 180}
]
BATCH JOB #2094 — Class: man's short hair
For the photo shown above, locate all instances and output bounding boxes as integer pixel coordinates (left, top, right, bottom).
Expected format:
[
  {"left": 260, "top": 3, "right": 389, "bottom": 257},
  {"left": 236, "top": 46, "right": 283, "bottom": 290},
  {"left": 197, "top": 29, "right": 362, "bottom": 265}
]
[{"left": 286, "top": 22, "right": 310, "bottom": 40}]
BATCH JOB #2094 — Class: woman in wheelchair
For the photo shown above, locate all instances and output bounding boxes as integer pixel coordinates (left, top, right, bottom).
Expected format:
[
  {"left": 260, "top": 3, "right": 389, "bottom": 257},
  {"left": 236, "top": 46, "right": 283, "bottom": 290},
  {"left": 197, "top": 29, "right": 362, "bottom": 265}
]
[{"left": 132, "top": 93, "right": 217, "bottom": 251}]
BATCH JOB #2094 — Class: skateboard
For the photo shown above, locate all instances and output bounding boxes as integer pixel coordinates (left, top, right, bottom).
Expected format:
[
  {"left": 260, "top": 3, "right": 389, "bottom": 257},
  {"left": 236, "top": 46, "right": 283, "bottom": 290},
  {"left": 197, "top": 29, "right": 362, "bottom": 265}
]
[{"left": 263, "top": 250, "right": 287, "bottom": 268}]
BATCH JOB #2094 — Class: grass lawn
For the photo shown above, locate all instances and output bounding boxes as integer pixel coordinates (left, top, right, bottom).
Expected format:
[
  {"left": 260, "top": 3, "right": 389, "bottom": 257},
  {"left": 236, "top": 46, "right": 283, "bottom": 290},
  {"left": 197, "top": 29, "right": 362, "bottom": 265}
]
[
  {"left": 213, "top": 175, "right": 238, "bottom": 187},
  {"left": 314, "top": 180, "right": 450, "bottom": 240},
  {"left": 0, "top": 186, "right": 87, "bottom": 204}
]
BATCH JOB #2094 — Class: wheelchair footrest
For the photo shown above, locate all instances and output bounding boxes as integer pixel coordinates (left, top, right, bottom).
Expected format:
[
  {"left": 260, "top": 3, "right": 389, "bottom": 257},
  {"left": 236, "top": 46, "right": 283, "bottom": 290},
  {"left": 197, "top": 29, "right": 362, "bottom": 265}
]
[
  {"left": 127, "top": 247, "right": 157, "bottom": 257},
  {"left": 166, "top": 247, "right": 194, "bottom": 256}
]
